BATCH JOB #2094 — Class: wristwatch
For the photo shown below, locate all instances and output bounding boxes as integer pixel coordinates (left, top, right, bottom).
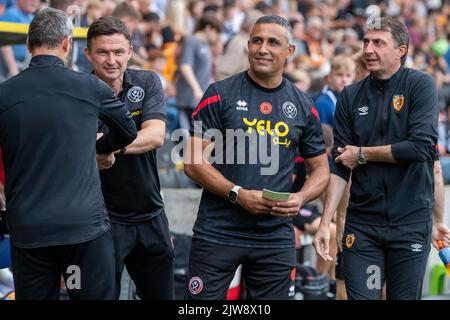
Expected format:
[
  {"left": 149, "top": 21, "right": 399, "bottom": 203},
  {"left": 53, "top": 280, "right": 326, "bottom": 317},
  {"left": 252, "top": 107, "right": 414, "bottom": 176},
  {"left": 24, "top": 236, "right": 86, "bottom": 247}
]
[
  {"left": 228, "top": 185, "right": 242, "bottom": 204},
  {"left": 356, "top": 147, "right": 366, "bottom": 165}
]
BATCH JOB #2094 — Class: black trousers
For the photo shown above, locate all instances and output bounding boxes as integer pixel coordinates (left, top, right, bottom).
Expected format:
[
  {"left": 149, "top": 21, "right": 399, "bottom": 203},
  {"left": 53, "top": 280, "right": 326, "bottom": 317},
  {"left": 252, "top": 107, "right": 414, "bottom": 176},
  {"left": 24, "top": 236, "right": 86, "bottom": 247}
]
[
  {"left": 186, "top": 237, "right": 296, "bottom": 300},
  {"left": 342, "top": 220, "right": 431, "bottom": 300},
  {"left": 11, "top": 231, "right": 115, "bottom": 300},
  {"left": 111, "top": 212, "right": 174, "bottom": 300}
]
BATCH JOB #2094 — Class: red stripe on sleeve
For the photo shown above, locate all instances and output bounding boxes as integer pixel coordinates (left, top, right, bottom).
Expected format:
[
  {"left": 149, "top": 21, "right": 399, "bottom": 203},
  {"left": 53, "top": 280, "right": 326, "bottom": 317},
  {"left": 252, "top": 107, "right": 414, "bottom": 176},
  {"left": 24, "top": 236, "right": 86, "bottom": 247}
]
[
  {"left": 191, "top": 94, "right": 221, "bottom": 118},
  {"left": 311, "top": 106, "right": 320, "bottom": 121},
  {"left": 295, "top": 156, "right": 305, "bottom": 164}
]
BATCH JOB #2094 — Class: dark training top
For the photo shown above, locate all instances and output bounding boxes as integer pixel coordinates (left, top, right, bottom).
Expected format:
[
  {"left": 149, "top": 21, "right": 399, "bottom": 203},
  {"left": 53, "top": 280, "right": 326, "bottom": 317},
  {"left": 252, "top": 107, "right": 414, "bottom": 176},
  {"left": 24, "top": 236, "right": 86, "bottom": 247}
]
[
  {"left": 99, "top": 69, "right": 166, "bottom": 224},
  {"left": 332, "top": 67, "right": 438, "bottom": 226},
  {"left": 190, "top": 71, "right": 326, "bottom": 248},
  {"left": 0, "top": 55, "right": 137, "bottom": 248}
]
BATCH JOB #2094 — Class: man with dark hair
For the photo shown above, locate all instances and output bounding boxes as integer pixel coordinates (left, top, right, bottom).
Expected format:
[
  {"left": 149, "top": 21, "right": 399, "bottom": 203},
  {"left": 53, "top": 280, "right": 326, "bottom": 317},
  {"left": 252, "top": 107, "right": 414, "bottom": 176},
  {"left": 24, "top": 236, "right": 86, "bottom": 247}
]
[
  {"left": 85, "top": 16, "right": 174, "bottom": 300},
  {"left": 184, "top": 15, "right": 329, "bottom": 300},
  {"left": 314, "top": 16, "right": 450, "bottom": 300},
  {"left": 0, "top": 8, "right": 137, "bottom": 300}
]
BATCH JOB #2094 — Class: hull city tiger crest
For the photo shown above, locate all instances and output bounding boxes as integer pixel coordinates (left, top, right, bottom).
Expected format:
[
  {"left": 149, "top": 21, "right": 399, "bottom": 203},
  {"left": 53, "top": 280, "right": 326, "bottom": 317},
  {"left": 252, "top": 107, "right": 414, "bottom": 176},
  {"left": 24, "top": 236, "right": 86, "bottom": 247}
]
[
  {"left": 346, "top": 234, "right": 356, "bottom": 249},
  {"left": 393, "top": 94, "right": 405, "bottom": 112}
]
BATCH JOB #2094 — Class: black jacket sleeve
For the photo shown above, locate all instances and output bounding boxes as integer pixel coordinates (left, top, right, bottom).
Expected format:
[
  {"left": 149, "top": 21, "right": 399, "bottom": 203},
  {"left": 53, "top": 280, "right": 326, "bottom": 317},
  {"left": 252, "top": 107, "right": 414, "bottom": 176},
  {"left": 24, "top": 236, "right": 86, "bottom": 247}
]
[
  {"left": 95, "top": 79, "right": 137, "bottom": 154},
  {"left": 391, "top": 73, "right": 438, "bottom": 163},
  {"left": 331, "top": 88, "right": 353, "bottom": 182}
]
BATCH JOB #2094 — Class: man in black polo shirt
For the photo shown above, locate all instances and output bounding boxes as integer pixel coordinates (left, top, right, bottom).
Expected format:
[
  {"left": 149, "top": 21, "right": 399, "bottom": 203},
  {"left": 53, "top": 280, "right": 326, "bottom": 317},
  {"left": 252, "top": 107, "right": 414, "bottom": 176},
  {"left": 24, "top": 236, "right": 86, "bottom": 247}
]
[
  {"left": 314, "top": 17, "right": 450, "bottom": 299},
  {"left": 184, "top": 15, "right": 330, "bottom": 300},
  {"left": 0, "top": 8, "right": 137, "bottom": 299},
  {"left": 85, "top": 17, "right": 174, "bottom": 300}
]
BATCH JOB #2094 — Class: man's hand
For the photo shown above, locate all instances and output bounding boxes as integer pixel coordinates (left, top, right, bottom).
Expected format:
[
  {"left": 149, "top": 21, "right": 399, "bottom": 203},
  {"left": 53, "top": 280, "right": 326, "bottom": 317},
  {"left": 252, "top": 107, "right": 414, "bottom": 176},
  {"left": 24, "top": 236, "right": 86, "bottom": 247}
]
[
  {"left": 335, "top": 145, "right": 359, "bottom": 170},
  {"left": 432, "top": 222, "right": 450, "bottom": 249},
  {"left": 270, "top": 192, "right": 304, "bottom": 218},
  {"left": 96, "top": 153, "right": 116, "bottom": 170},
  {"left": 313, "top": 224, "right": 334, "bottom": 262},
  {"left": 237, "top": 189, "right": 277, "bottom": 215}
]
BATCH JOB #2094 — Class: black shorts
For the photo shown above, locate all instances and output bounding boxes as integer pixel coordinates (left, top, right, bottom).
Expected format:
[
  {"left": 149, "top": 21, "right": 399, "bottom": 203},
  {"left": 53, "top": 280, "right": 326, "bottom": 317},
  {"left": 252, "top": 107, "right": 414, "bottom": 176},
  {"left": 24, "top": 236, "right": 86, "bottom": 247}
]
[
  {"left": 335, "top": 251, "right": 345, "bottom": 280},
  {"left": 186, "top": 237, "right": 296, "bottom": 300},
  {"left": 111, "top": 211, "right": 175, "bottom": 300},
  {"left": 11, "top": 231, "right": 115, "bottom": 300},
  {"left": 292, "top": 204, "right": 321, "bottom": 231},
  {"left": 342, "top": 219, "right": 431, "bottom": 300}
]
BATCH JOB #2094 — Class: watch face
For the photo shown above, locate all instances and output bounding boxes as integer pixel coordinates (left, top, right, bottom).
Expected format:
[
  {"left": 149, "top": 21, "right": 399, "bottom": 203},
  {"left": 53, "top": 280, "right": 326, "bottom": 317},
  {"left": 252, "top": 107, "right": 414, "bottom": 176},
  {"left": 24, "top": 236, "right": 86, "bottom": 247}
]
[
  {"left": 229, "top": 191, "right": 238, "bottom": 203},
  {"left": 357, "top": 154, "right": 366, "bottom": 165}
]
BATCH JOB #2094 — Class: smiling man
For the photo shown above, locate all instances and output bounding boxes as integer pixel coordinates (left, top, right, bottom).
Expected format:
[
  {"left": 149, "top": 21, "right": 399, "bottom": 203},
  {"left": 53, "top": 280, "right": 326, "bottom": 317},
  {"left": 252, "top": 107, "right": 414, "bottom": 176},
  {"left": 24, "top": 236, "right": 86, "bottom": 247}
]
[
  {"left": 314, "top": 17, "right": 450, "bottom": 300},
  {"left": 85, "top": 17, "right": 174, "bottom": 300},
  {"left": 184, "top": 15, "right": 329, "bottom": 300}
]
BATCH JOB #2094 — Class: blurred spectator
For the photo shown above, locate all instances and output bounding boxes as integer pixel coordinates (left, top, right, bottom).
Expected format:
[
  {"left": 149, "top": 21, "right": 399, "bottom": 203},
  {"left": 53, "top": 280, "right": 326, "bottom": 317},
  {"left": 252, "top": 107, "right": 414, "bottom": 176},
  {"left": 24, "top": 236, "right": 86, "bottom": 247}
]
[
  {"left": 288, "top": 69, "right": 311, "bottom": 93},
  {"left": 216, "top": 9, "right": 263, "bottom": 81},
  {"left": 203, "top": 3, "right": 223, "bottom": 23},
  {"left": 301, "top": 16, "right": 329, "bottom": 75},
  {"left": 99, "top": 0, "right": 117, "bottom": 16},
  {"left": 352, "top": 50, "right": 369, "bottom": 81},
  {"left": 0, "top": 0, "right": 16, "bottom": 15},
  {"left": 84, "top": 0, "right": 102, "bottom": 24},
  {"left": 48, "top": 0, "right": 72, "bottom": 10},
  {"left": 0, "top": 0, "right": 40, "bottom": 76},
  {"left": 289, "top": 13, "right": 308, "bottom": 60},
  {"left": 160, "top": 0, "right": 188, "bottom": 83},
  {"left": 221, "top": 0, "right": 238, "bottom": 44},
  {"left": 148, "top": 48, "right": 179, "bottom": 133},
  {"left": 315, "top": 55, "right": 355, "bottom": 127},
  {"left": 175, "top": 13, "right": 222, "bottom": 130},
  {"left": 135, "top": 0, "right": 152, "bottom": 18},
  {"left": 72, "top": 0, "right": 104, "bottom": 73},
  {"left": 113, "top": 1, "right": 148, "bottom": 67},
  {"left": 142, "top": 11, "right": 162, "bottom": 50},
  {"left": 187, "top": 0, "right": 205, "bottom": 35}
]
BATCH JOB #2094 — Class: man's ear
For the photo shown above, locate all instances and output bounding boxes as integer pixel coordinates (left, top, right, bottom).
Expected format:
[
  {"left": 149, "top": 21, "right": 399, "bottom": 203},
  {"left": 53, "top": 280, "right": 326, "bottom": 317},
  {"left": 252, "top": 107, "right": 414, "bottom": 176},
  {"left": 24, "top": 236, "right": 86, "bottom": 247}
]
[
  {"left": 398, "top": 45, "right": 407, "bottom": 61},
  {"left": 84, "top": 46, "right": 92, "bottom": 61},
  {"left": 62, "top": 36, "right": 71, "bottom": 52},
  {"left": 287, "top": 44, "right": 296, "bottom": 59},
  {"left": 26, "top": 38, "right": 32, "bottom": 54},
  {"left": 128, "top": 45, "right": 134, "bottom": 62}
]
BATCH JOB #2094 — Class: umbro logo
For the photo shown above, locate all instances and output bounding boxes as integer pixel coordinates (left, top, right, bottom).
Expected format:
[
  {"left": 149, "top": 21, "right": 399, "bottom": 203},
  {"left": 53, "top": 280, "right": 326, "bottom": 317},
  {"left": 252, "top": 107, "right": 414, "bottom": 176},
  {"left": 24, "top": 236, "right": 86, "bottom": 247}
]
[
  {"left": 411, "top": 243, "right": 422, "bottom": 252},
  {"left": 358, "top": 106, "right": 369, "bottom": 116},
  {"left": 236, "top": 100, "right": 248, "bottom": 111}
]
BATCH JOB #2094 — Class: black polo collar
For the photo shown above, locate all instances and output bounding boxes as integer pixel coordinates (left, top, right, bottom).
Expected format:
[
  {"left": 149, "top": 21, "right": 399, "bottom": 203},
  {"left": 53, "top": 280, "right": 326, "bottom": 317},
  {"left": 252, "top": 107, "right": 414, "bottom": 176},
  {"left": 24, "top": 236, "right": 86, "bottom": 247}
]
[{"left": 29, "top": 55, "right": 65, "bottom": 67}]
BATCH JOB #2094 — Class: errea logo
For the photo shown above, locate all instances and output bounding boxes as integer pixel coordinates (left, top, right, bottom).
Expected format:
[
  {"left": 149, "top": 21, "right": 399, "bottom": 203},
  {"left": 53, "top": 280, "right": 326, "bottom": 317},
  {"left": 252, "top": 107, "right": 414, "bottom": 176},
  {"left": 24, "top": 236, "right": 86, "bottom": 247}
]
[
  {"left": 411, "top": 243, "right": 422, "bottom": 252},
  {"left": 236, "top": 100, "right": 248, "bottom": 111}
]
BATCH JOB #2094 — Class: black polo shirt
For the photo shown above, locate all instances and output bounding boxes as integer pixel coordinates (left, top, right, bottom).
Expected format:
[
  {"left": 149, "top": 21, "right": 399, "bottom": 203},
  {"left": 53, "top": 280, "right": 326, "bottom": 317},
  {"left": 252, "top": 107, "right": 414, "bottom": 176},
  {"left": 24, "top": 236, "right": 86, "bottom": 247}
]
[
  {"left": 98, "top": 69, "right": 167, "bottom": 224},
  {"left": 190, "top": 71, "right": 326, "bottom": 248},
  {"left": 0, "top": 55, "right": 137, "bottom": 248}
]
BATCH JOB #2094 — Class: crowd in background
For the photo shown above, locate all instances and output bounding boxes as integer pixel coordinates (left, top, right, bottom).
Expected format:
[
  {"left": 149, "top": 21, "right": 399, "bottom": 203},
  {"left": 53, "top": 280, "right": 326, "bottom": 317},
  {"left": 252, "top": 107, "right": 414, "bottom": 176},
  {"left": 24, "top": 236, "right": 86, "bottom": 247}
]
[{"left": 2, "top": 0, "right": 450, "bottom": 183}]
